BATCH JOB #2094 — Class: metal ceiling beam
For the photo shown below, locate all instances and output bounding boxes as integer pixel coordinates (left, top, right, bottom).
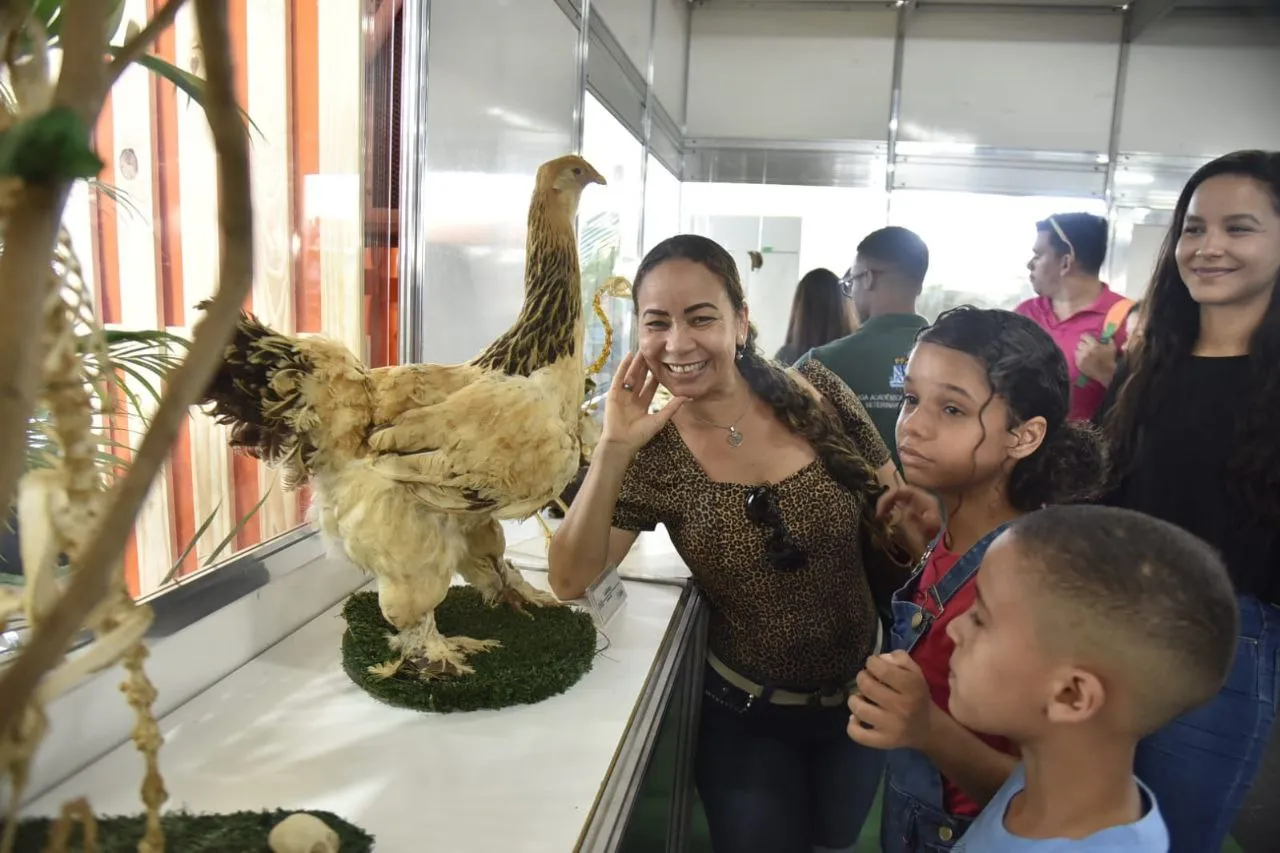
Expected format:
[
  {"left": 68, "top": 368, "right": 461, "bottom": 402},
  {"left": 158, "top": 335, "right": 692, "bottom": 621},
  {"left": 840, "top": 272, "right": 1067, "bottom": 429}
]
[
  {"left": 885, "top": 0, "right": 915, "bottom": 197},
  {"left": 1126, "top": 0, "right": 1179, "bottom": 40}
]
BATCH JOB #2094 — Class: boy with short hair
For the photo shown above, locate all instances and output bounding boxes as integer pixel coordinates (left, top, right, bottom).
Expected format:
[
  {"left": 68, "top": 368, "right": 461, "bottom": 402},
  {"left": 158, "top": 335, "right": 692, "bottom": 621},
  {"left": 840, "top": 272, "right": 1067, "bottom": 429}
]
[{"left": 948, "top": 504, "right": 1239, "bottom": 851}]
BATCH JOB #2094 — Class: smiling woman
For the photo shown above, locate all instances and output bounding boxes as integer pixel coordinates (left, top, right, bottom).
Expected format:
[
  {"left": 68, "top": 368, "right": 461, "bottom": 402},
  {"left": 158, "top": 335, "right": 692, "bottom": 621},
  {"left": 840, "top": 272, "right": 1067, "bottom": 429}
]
[
  {"left": 1097, "top": 149, "right": 1280, "bottom": 853},
  {"left": 548, "top": 233, "right": 908, "bottom": 853}
]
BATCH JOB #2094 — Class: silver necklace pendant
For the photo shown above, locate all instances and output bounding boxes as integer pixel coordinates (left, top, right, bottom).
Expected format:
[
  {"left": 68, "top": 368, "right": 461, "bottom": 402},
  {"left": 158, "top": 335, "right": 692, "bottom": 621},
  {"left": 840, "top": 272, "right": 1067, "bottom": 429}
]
[{"left": 727, "top": 428, "right": 744, "bottom": 447}]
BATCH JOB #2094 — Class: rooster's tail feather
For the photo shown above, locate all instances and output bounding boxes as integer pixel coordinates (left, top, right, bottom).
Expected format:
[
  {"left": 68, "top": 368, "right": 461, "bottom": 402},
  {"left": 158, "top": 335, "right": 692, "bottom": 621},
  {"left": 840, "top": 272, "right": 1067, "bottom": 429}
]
[{"left": 197, "top": 300, "right": 318, "bottom": 488}]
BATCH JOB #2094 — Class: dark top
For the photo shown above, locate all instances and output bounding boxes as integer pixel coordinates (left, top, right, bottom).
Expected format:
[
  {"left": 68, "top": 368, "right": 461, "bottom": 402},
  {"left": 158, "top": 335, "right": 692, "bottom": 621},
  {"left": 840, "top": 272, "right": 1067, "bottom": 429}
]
[
  {"left": 796, "top": 313, "right": 930, "bottom": 469},
  {"left": 1096, "top": 357, "right": 1278, "bottom": 603},
  {"left": 611, "top": 360, "right": 891, "bottom": 690},
  {"left": 774, "top": 342, "right": 802, "bottom": 365}
]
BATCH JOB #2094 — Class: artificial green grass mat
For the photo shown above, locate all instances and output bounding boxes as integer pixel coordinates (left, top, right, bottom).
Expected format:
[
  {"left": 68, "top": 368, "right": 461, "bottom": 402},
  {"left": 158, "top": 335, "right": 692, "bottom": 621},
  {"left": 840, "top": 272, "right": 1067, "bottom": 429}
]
[
  {"left": 6, "top": 809, "right": 372, "bottom": 852},
  {"left": 341, "top": 587, "right": 597, "bottom": 713}
]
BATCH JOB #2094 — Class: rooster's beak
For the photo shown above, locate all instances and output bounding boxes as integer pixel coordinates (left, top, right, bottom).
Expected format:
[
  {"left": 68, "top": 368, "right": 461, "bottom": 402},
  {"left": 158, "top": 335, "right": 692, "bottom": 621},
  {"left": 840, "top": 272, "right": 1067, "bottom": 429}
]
[{"left": 588, "top": 170, "right": 607, "bottom": 186}]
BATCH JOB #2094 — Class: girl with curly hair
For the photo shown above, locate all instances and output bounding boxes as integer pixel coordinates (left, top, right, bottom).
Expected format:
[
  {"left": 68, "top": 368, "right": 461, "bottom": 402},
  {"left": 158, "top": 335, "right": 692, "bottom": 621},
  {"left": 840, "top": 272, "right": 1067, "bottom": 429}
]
[{"left": 845, "top": 306, "right": 1106, "bottom": 851}]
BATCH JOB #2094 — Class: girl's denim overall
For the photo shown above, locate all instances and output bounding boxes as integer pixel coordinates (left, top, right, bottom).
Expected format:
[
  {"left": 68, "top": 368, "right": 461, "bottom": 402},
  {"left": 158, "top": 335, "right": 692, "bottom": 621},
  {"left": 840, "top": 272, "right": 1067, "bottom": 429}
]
[{"left": 879, "top": 524, "right": 1011, "bottom": 853}]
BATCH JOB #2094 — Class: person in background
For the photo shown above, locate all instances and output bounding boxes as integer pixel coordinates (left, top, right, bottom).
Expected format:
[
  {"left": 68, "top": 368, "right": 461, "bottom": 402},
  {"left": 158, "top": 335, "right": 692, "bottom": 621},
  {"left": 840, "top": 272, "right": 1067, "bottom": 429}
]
[
  {"left": 1016, "top": 212, "right": 1131, "bottom": 420},
  {"left": 1097, "top": 149, "right": 1280, "bottom": 853},
  {"left": 949, "top": 505, "right": 1238, "bottom": 852},
  {"left": 549, "top": 234, "right": 904, "bottom": 853},
  {"left": 796, "top": 227, "right": 930, "bottom": 467},
  {"left": 844, "top": 307, "right": 1105, "bottom": 852},
  {"left": 774, "top": 267, "right": 858, "bottom": 365},
  {"left": 1074, "top": 298, "right": 1142, "bottom": 389},
  {"left": 1121, "top": 296, "right": 1144, "bottom": 350}
]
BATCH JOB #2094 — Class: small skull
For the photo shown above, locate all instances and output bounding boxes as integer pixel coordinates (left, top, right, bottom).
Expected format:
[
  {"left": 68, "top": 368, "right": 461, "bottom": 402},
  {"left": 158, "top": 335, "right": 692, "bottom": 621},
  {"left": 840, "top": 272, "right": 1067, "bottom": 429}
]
[{"left": 268, "top": 813, "right": 340, "bottom": 853}]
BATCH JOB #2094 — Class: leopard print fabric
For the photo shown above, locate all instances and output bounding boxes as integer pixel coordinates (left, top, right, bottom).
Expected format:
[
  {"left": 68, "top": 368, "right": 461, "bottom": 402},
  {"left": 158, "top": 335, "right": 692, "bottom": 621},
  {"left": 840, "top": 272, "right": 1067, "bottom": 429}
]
[{"left": 613, "top": 360, "right": 890, "bottom": 690}]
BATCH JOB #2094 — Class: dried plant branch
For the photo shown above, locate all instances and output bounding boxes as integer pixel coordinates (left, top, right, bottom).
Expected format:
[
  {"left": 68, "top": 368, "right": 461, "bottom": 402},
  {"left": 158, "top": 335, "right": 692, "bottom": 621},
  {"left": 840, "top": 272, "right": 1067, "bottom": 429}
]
[
  {"left": 106, "top": 0, "right": 191, "bottom": 89},
  {"left": 0, "top": 0, "right": 253, "bottom": 738},
  {"left": 0, "top": 0, "right": 110, "bottom": 583},
  {"left": 51, "top": 0, "right": 111, "bottom": 127}
]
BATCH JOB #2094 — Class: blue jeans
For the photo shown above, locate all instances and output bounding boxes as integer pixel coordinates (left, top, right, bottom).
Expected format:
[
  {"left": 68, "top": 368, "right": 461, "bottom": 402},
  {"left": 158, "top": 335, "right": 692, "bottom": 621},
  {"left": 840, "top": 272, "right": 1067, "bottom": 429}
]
[
  {"left": 695, "top": 665, "right": 885, "bottom": 853},
  {"left": 1136, "top": 595, "right": 1279, "bottom": 853}
]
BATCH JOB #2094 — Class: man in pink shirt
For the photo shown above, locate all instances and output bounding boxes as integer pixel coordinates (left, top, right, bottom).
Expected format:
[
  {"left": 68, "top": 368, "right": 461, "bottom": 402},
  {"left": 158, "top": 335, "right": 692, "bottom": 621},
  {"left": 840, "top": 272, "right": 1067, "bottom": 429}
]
[{"left": 1015, "top": 212, "right": 1133, "bottom": 420}]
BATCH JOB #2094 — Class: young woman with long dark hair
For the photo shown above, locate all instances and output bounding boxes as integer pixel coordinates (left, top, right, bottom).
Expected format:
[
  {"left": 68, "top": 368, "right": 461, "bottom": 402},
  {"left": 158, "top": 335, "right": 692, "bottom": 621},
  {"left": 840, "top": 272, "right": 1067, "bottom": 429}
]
[
  {"left": 1098, "top": 149, "right": 1280, "bottom": 853},
  {"left": 775, "top": 267, "right": 858, "bottom": 364}
]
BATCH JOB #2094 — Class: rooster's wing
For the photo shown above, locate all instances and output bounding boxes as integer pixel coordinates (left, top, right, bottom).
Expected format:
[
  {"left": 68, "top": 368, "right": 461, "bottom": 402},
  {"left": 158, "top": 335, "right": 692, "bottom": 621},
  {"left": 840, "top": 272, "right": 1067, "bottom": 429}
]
[{"left": 366, "top": 372, "right": 579, "bottom": 517}]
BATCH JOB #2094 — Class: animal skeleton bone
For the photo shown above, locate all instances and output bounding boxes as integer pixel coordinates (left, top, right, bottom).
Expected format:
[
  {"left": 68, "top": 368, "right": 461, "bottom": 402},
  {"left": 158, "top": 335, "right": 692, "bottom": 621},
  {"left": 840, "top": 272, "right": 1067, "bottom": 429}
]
[{"left": 0, "top": 2, "right": 255, "bottom": 851}]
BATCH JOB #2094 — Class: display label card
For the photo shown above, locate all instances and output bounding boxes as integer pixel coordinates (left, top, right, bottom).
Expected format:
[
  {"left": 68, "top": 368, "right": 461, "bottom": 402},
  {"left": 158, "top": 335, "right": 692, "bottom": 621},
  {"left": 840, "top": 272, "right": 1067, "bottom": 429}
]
[{"left": 585, "top": 563, "right": 626, "bottom": 627}]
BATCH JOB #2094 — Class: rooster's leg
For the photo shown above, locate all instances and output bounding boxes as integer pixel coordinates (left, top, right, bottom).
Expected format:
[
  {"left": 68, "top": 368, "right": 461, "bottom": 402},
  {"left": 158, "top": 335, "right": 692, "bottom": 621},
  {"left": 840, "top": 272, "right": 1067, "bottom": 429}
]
[
  {"left": 492, "top": 557, "right": 562, "bottom": 615},
  {"left": 366, "top": 564, "right": 499, "bottom": 681},
  {"left": 372, "top": 612, "right": 501, "bottom": 681},
  {"left": 457, "top": 519, "right": 563, "bottom": 616},
  {"left": 533, "top": 511, "right": 554, "bottom": 554}
]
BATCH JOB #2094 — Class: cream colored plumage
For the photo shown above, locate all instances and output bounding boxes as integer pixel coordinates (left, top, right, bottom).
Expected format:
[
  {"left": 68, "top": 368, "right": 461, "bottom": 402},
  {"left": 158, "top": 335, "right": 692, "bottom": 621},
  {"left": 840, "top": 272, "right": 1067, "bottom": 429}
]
[{"left": 198, "top": 155, "right": 606, "bottom": 678}]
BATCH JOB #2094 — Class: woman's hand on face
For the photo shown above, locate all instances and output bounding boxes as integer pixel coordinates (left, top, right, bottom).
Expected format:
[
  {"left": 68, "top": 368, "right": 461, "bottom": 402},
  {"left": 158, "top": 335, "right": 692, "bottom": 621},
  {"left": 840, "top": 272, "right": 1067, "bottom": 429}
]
[
  {"left": 876, "top": 483, "right": 942, "bottom": 557},
  {"left": 600, "top": 352, "right": 688, "bottom": 456}
]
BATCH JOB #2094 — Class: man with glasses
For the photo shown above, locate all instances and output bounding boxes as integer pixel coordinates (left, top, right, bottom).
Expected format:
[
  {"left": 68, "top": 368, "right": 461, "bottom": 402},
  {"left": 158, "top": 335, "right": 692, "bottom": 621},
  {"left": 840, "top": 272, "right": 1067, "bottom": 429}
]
[
  {"left": 795, "top": 227, "right": 929, "bottom": 468},
  {"left": 1018, "top": 212, "right": 1133, "bottom": 421}
]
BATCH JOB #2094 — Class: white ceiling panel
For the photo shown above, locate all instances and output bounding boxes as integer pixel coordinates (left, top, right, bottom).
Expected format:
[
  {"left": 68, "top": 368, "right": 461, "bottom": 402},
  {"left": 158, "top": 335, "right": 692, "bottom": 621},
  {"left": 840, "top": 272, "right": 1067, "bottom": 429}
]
[
  {"left": 686, "top": 7, "right": 896, "bottom": 140},
  {"left": 898, "top": 9, "right": 1122, "bottom": 151}
]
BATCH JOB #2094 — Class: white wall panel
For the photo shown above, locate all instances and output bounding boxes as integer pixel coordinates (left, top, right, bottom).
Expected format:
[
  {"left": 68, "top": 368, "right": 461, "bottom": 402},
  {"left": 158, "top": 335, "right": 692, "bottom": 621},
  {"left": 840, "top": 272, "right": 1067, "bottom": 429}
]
[
  {"left": 681, "top": 183, "right": 889, "bottom": 284},
  {"left": 643, "top": 154, "right": 682, "bottom": 254},
  {"left": 593, "top": 0, "right": 652, "bottom": 77},
  {"left": 419, "top": 1, "right": 577, "bottom": 364},
  {"left": 1120, "top": 17, "right": 1280, "bottom": 156},
  {"left": 653, "top": 0, "right": 690, "bottom": 125},
  {"left": 1123, "top": 223, "right": 1167, "bottom": 298},
  {"left": 889, "top": 190, "right": 1107, "bottom": 317},
  {"left": 899, "top": 11, "right": 1121, "bottom": 151},
  {"left": 687, "top": 8, "right": 895, "bottom": 141}
]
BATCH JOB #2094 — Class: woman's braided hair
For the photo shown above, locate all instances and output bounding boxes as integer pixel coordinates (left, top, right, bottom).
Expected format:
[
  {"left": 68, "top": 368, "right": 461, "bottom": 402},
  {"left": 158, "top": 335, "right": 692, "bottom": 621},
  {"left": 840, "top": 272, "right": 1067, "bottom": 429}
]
[{"left": 633, "top": 234, "right": 895, "bottom": 548}]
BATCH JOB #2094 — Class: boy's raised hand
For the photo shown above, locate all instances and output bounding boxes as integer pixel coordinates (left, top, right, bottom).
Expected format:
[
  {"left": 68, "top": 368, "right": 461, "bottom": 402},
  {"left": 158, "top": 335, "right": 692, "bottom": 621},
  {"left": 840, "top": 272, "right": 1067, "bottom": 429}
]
[{"left": 846, "top": 650, "right": 940, "bottom": 751}]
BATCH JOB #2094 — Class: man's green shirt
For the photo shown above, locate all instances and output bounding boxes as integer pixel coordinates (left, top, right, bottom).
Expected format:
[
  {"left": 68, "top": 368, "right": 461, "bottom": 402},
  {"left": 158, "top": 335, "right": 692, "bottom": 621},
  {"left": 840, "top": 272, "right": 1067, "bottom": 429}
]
[{"left": 794, "top": 313, "right": 929, "bottom": 469}]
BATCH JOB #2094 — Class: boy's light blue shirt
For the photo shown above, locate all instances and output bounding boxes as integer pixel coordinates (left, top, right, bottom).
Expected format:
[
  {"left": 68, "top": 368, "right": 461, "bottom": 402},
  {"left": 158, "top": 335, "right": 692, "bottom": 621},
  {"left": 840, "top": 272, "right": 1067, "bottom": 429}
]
[{"left": 955, "top": 765, "right": 1169, "bottom": 852}]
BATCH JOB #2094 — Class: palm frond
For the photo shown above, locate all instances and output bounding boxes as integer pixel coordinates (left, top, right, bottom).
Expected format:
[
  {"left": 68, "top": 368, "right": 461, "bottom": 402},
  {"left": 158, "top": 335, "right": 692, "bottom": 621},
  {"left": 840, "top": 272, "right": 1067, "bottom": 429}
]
[
  {"left": 162, "top": 500, "right": 223, "bottom": 586},
  {"left": 108, "top": 50, "right": 263, "bottom": 139},
  {"left": 88, "top": 179, "right": 148, "bottom": 223}
]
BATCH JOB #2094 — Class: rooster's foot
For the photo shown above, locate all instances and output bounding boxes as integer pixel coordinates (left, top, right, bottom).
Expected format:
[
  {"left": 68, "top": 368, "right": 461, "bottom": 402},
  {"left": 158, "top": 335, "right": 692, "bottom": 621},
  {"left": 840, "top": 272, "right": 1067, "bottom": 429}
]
[
  {"left": 498, "top": 582, "right": 562, "bottom": 618},
  {"left": 369, "top": 625, "right": 501, "bottom": 681},
  {"left": 406, "top": 634, "right": 501, "bottom": 679}
]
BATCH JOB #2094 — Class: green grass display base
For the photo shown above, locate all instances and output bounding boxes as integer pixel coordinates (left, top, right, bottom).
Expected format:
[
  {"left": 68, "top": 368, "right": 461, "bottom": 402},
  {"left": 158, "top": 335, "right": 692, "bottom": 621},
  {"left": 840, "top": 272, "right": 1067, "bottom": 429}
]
[
  {"left": 6, "top": 809, "right": 372, "bottom": 852},
  {"left": 341, "top": 587, "right": 597, "bottom": 713}
]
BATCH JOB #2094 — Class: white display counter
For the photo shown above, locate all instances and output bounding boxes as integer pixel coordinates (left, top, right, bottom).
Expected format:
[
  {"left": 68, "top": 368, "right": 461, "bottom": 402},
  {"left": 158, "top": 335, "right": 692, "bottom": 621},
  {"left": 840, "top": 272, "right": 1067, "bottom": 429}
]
[
  {"left": 20, "top": 561, "right": 707, "bottom": 851},
  {"left": 507, "top": 522, "right": 692, "bottom": 585}
]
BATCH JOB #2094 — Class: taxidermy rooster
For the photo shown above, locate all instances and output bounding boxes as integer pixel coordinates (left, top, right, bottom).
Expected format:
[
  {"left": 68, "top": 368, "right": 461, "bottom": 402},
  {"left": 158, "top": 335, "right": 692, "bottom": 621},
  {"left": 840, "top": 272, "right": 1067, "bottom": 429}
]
[{"left": 197, "top": 154, "right": 606, "bottom": 679}]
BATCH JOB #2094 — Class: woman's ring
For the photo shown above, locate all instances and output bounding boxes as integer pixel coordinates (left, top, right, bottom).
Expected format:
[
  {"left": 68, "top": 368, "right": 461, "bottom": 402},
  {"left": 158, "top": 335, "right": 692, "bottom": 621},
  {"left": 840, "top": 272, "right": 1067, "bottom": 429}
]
[{"left": 622, "top": 383, "right": 634, "bottom": 392}]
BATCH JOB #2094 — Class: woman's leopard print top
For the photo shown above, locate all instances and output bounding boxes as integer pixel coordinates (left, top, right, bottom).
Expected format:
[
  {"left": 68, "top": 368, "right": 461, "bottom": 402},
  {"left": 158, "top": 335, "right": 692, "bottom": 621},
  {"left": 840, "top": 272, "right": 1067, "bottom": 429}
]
[{"left": 613, "top": 360, "right": 889, "bottom": 690}]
